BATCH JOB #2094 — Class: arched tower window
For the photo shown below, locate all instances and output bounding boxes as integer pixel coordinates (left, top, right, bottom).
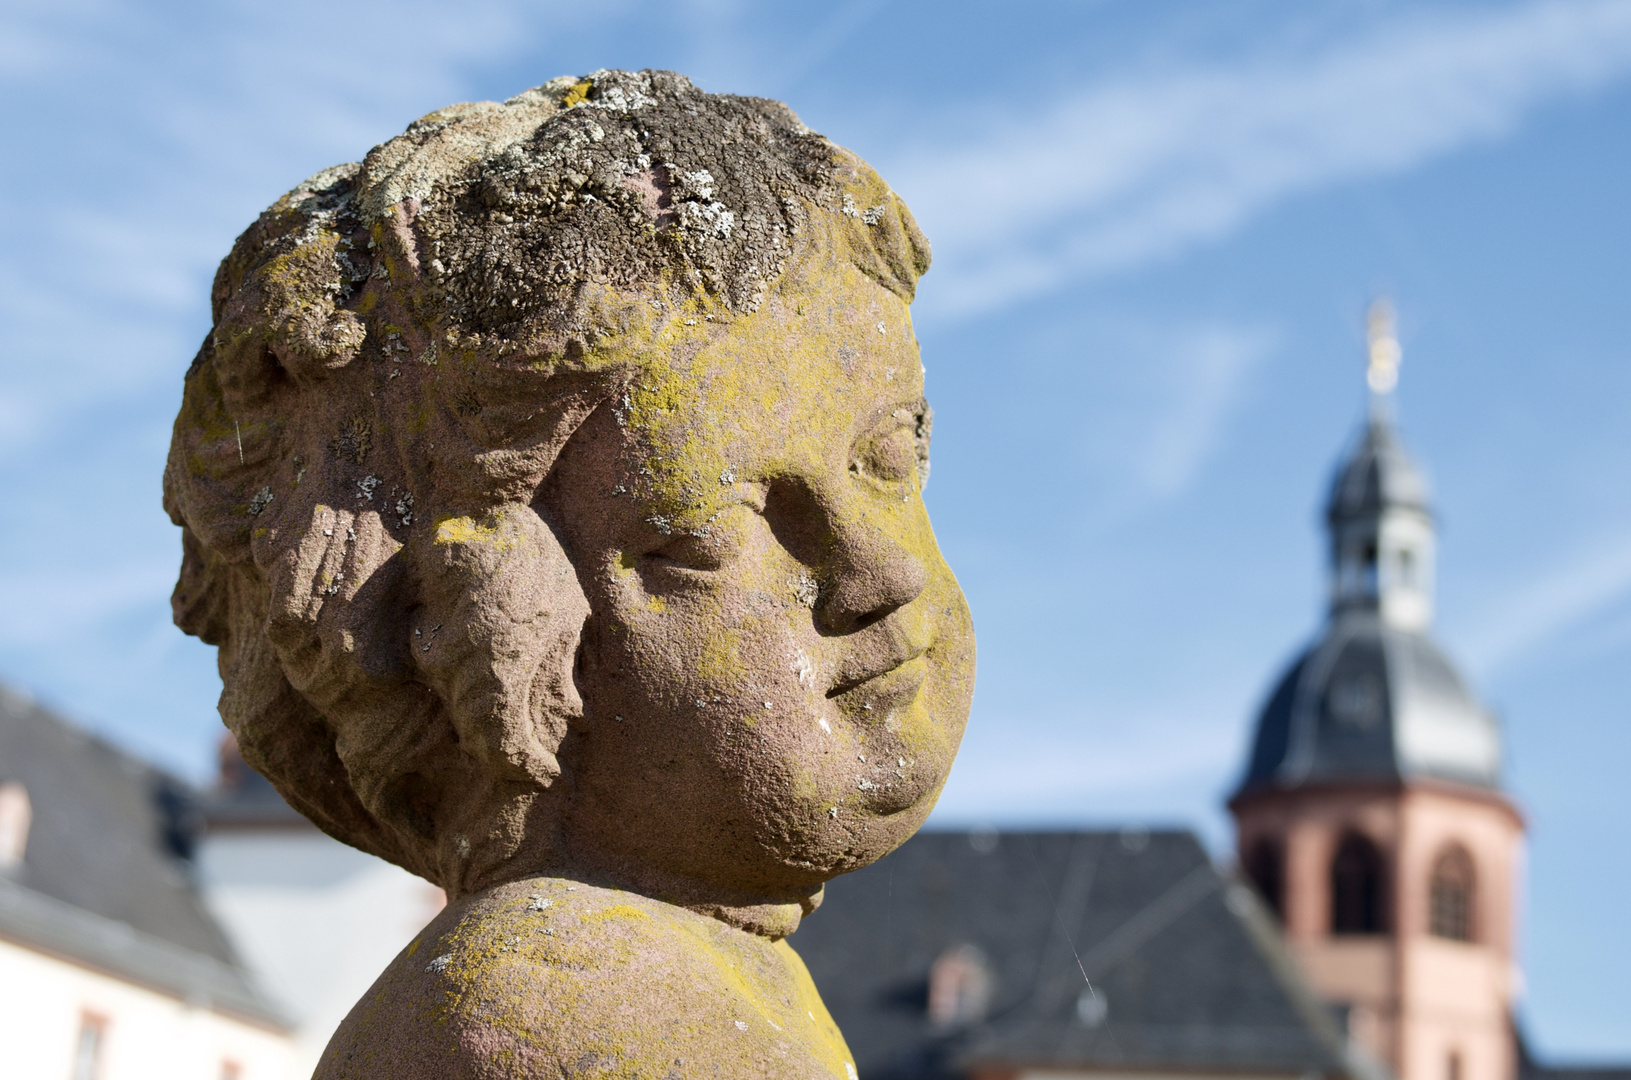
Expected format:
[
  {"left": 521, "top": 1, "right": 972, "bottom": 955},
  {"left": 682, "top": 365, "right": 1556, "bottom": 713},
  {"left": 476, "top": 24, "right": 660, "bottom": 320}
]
[
  {"left": 1245, "top": 837, "right": 1284, "bottom": 920},
  {"left": 1430, "top": 844, "right": 1476, "bottom": 942},
  {"left": 1330, "top": 832, "right": 1387, "bottom": 934}
]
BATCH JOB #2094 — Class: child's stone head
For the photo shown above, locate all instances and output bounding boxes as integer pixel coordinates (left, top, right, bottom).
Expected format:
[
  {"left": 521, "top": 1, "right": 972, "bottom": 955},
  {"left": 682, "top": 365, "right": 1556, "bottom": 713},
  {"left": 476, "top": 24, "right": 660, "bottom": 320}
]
[{"left": 165, "top": 70, "right": 974, "bottom": 925}]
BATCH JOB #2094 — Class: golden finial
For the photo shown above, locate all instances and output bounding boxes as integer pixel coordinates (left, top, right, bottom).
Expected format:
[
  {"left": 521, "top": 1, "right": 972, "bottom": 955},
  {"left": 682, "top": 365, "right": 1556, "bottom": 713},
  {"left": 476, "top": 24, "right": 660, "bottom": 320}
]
[{"left": 1366, "top": 298, "right": 1400, "bottom": 395}]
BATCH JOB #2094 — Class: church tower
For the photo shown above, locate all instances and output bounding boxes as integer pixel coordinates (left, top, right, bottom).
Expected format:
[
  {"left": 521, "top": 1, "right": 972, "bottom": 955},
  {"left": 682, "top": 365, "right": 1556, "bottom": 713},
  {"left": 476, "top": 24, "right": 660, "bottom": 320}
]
[{"left": 1230, "top": 304, "right": 1524, "bottom": 1080}]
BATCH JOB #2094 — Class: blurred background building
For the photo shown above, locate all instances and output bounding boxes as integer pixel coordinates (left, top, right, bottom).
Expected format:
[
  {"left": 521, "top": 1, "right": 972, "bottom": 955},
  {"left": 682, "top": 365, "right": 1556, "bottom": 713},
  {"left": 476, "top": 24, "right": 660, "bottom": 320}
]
[
  {"left": 0, "top": 700, "right": 438, "bottom": 1079},
  {"left": 194, "top": 742, "right": 444, "bottom": 1072},
  {"left": 1228, "top": 307, "right": 1523, "bottom": 1080},
  {"left": 0, "top": 688, "right": 296, "bottom": 1079}
]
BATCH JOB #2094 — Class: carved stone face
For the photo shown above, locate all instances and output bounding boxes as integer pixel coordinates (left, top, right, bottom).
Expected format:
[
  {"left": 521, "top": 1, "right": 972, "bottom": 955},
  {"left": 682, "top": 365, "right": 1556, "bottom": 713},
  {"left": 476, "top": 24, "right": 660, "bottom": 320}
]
[{"left": 545, "top": 258, "right": 975, "bottom": 905}]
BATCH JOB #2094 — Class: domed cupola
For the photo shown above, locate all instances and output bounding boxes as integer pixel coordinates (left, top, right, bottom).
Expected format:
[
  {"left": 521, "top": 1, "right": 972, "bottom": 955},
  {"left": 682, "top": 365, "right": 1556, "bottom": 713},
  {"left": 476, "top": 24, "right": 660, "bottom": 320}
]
[{"left": 1237, "top": 303, "right": 1501, "bottom": 796}]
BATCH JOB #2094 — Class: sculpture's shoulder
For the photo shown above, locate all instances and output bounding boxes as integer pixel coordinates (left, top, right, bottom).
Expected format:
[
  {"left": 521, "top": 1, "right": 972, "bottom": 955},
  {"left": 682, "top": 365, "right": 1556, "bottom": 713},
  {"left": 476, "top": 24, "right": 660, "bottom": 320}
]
[{"left": 315, "top": 877, "right": 857, "bottom": 1080}]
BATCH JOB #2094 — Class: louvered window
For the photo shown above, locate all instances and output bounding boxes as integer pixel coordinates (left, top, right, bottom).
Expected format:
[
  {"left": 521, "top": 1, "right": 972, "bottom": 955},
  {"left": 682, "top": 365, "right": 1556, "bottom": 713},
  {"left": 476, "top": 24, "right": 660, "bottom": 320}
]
[{"left": 1430, "top": 845, "right": 1475, "bottom": 942}]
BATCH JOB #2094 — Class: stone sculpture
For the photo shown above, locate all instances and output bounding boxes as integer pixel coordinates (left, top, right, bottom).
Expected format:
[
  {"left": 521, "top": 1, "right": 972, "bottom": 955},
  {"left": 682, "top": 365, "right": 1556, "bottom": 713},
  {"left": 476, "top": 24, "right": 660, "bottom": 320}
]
[{"left": 165, "top": 69, "right": 975, "bottom": 1078}]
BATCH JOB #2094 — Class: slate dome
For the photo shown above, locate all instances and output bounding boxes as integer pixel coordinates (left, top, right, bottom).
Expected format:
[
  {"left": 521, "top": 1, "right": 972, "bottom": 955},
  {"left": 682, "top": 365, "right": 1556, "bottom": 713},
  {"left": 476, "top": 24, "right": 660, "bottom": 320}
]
[{"left": 1240, "top": 611, "right": 1500, "bottom": 793}]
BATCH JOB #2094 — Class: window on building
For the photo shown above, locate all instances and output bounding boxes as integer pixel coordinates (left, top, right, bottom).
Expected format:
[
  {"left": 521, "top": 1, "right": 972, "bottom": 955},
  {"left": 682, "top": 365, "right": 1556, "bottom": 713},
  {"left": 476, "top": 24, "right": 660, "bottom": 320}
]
[
  {"left": 1397, "top": 547, "right": 1416, "bottom": 589},
  {"left": 1430, "top": 845, "right": 1476, "bottom": 942},
  {"left": 71, "top": 1013, "right": 107, "bottom": 1080},
  {"left": 0, "top": 780, "right": 30, "bottom": 870},
  {"left": 1361, "top": 542, "right": 1379, "bottom": 595},
  {"left": 1448, "top": 1050, "right": 1463, "bottom": 1080},
  {"left": 1330, "top": 832, "right": 1386, "bottom": 934},
  {"left": 926, "top": 944, "right": 991, "bottom": 1028},
  {"left": 1245, "top": 837, "right": 1284, "bottom": 920}
]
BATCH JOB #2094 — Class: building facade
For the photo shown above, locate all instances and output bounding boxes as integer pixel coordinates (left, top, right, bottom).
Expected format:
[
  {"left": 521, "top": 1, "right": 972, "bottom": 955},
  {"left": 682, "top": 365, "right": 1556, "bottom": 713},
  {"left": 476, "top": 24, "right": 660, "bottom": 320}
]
[
  {"left": 0, "top": 686, "right": 297, "bottom": 1080},
  {"left": 195, "top": 740, "right": 445, "bottom": 1075}
]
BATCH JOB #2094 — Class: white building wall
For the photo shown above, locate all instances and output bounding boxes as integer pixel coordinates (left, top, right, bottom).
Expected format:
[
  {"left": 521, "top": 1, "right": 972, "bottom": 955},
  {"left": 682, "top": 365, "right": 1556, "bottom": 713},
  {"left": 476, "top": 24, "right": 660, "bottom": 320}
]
[
  {"left": 196, "top": 831, "right": 443, "bottom": 1074},
  {"left": 0, "top": 936, "right": 297, "bottom": 1080}
]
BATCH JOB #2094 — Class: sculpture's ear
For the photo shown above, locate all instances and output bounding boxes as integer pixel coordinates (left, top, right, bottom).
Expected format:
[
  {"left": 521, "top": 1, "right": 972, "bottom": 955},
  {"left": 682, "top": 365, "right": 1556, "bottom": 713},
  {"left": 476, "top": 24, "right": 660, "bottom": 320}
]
[
  {"left": 220, "top": 601, "right": 435, "bottom": 880},
  {"left": 409, "top": 503, "right": 589, "bottom": 791}
]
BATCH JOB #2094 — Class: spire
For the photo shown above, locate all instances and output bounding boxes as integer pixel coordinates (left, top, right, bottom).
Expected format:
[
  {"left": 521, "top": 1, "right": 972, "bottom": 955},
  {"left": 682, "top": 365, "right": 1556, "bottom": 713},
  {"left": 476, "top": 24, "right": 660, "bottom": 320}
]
[
  {"left": 1365, "top": 298, "right": 1401, "bottom": 404},
  {"left": 1326, "top": 300, "right": 1434, "bottom": 631}
]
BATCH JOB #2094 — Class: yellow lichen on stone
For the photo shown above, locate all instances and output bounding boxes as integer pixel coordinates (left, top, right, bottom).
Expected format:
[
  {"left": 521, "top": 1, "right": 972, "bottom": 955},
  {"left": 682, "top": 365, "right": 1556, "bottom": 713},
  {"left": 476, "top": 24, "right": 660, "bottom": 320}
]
[
  {"left": 563, "top": 79, "right": 593, "bottom": 108},
  {"left": 432, "top": 513, "right": 521, "bottom": 551},
  {"left": 585, "top": 902, "right": 649, "bottom": 924},
  {"left": 696, "top": 624, "right": 747, "bottom": 688}
]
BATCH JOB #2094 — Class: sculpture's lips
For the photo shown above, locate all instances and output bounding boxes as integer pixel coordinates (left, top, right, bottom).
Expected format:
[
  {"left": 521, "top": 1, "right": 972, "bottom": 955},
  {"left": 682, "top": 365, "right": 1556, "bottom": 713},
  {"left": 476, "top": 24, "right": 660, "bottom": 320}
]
[{"left": 827, "top": 647, "right": 929, "bottom": 706}]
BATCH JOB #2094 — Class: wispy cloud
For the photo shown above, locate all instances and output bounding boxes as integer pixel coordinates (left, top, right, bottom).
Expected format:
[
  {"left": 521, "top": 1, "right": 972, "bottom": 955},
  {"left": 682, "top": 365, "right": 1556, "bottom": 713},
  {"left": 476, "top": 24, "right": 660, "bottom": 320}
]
[
  {"left": 1053, "top": 319, "right": 1278, "bottom": 509},
  {"left": 895, "top": 0, "right": 1631, "bottom": 317},
  {"left": 929, "top": 689, "right": 1248, "bottom": 828},
  {"left": 0, "top": 0, "right": 592, "bottom": 457},
  {"left": 1457, "top": 532, "right": 1631, "bottom": 676},
  {"left": 1130, "top": 324, "right": 1276, "bottom": 499}
]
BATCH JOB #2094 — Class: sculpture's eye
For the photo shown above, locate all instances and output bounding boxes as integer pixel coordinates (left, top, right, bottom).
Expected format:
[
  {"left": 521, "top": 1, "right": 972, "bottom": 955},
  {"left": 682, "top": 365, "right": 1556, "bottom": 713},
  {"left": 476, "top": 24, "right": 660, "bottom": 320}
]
[
  {"left": 644, "top": 505, "right": 755, "bottom": 573},
  {"left": 852, "top": 421, "right": 917, "bottom": 484}
]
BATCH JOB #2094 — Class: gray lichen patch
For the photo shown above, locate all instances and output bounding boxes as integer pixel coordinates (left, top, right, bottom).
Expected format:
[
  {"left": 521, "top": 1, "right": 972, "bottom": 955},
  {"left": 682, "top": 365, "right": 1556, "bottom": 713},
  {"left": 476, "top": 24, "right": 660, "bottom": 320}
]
[{"left": 404, "top": 68, "right": 839, "bottom": 338}]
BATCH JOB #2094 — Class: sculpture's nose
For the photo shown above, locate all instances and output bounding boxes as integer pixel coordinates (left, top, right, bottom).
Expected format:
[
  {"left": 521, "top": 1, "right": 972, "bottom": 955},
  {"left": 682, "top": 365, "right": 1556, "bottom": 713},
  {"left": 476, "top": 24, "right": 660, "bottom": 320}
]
[{"left": 815, "top": 519, "right": 928, "bottom": 636}]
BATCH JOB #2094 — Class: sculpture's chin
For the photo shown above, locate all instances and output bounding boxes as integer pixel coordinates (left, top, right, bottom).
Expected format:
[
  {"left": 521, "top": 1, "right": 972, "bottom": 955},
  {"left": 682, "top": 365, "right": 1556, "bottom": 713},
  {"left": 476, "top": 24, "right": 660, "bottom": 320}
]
[
  {"left": 752, "top": 780, "right": 944, "bottom": 887},
  {"left": 754, "top": 670, "right": 969, "bottom": 880}
]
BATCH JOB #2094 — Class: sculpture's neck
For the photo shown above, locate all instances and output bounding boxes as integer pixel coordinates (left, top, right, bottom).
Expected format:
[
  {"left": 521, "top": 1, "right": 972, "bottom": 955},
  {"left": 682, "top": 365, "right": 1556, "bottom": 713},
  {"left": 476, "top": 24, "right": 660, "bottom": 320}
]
[
  {"left": 684, "top": 893, "right": 818, "bottom": 940},
  {"left": 502, "top": 848, "right": 815, "bottom": 939},
  {"left": 555, "top": 850, "right": 822, "bottom": 940}
]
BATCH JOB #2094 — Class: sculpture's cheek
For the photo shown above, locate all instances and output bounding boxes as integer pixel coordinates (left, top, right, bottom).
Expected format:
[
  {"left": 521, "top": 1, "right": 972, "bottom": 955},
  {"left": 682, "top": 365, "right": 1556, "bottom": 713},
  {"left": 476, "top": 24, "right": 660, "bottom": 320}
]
[{"left": 580, "top": 578, "right": 968, "bottom": 879}]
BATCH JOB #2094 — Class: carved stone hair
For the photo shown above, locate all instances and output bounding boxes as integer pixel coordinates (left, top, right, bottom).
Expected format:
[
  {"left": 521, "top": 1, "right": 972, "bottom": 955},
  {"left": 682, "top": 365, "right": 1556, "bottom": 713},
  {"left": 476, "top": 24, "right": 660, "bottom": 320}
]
[{"left": 163, "top": 70, "right": 931, "bottom": 895}]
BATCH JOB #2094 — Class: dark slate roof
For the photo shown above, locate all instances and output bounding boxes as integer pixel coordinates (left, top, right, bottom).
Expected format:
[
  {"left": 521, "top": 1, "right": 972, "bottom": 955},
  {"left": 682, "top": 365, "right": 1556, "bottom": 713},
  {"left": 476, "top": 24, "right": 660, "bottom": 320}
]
[
  {"left": 791, "top": 829, "right": 1368, "bottom": 1080},
  {"left": 0, "top": 684, "right": 285, "bottom": 1026},
  {"left": 1236, "top": 610, "right": 1501, "bottom": 797},
  {"left": 1326, "top": 418, "right": 1430, "bottom": 524},
  {"left": 1525, "top": 1068, "right": 1631, "bottom": 1080}
]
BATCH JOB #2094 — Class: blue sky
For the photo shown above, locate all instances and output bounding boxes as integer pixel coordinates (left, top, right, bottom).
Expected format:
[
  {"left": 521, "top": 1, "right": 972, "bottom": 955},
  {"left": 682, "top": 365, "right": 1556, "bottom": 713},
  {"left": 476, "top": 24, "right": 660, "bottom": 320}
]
[{"left": 3, "top": 0, "right": 1629, "bottom": 1057}]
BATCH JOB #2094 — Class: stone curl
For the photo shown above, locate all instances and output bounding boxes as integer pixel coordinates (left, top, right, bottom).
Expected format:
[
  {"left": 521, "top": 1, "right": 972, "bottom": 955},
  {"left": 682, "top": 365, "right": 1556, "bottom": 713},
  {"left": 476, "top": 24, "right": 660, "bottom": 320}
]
[{"left": 163, "top": 70, "right": 932, "bottom": 896}]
